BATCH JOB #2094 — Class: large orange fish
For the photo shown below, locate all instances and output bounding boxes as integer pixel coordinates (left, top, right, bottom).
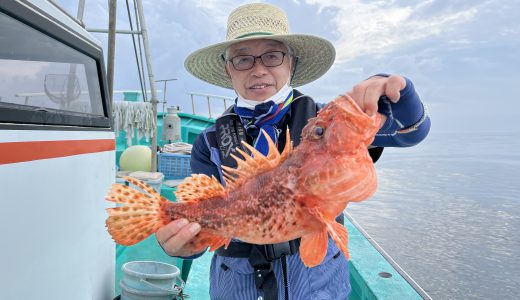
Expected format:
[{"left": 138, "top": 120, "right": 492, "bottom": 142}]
[{"left": 106, "top": 94, "right": 382, "bottom": 267}]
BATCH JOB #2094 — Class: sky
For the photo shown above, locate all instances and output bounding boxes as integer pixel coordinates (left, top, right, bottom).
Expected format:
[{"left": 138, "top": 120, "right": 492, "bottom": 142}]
[{"left": 55, "top": 0, "right": 520, "bottom": 134}]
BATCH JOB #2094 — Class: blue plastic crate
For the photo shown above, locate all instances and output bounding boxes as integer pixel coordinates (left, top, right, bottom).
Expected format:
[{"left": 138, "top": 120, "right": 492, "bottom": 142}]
[{"left": 157, "top": 153, "right": 191, "bottom": 179}]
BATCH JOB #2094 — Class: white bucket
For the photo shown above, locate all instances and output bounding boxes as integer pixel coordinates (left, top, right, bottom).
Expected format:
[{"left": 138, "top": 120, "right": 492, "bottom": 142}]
[{"left": 120, "top": 261, "right": 184, "bottom": 300}]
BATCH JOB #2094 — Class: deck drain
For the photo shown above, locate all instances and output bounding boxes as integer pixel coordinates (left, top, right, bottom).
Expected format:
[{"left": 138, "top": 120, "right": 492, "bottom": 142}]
[{"left": 378, "top": 272, "right": 392, "bottom": 278}]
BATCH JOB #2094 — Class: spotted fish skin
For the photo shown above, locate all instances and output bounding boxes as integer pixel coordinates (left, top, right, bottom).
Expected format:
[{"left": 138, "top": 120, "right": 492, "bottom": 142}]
[
  {"left": 167, "top": 170, "right": 314, "bottom": 245},
  {"left": 106, "top": 94, "right": 382, "bottom": 267}
]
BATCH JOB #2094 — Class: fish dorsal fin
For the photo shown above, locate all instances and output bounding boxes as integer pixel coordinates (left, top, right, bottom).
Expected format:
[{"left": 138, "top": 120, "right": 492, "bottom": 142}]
[
  {"left": 175, "top": 174, "right": 225, "bottom": 203},
  {"left": 222, "top": 129, "right": 293, "bottom": 190}
]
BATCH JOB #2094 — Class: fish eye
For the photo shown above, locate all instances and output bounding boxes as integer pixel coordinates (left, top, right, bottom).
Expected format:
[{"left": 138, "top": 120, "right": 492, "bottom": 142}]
[{"left": 314, "top": 126, "right": 324, "bottom": 137}]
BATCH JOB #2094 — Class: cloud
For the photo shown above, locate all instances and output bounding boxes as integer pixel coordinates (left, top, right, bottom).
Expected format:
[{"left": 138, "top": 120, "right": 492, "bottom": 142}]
[
  {"left": 191, "top": 0, "right": 246, "bottom": 26},
  {"left": 500, "top": 26, "right": 520, "bottom": 37},
  {"left": 51, "top": 0, "right": 520, "bottom": 134},
  {"left": 305, "top": 0, "right": 480, "bottom": 63}
]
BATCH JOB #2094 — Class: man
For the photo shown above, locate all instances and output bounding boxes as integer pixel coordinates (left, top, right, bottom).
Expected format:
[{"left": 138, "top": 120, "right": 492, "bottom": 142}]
[{"left": 156, "top": 3, "right": 430, "bottom": 299}]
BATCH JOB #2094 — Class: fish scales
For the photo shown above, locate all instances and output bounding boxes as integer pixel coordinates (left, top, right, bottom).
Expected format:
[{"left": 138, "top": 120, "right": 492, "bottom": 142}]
[{"left": 164, "top": 167, "right": 309, "bottom": 244}]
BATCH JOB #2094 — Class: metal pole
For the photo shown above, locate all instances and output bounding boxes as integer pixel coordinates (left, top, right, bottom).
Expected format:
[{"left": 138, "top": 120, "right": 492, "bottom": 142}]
[
  {"left": 162, "top": 81, "right": 166, "bottom": 115},
  {"left": 135, "top": 0, "right": 159, "bottom": 171},
  {"left": 223, "top": 99, "right": 227, "bottom": 110},
  {"left": 155, "top": 78, "right": 177, "bottom": 113},
  {"left": 87, "top": 28, "right": 142, "bottom": 34},
  {"left": 77, "top": 0, "right": 86, "bottom": 22},
  {"left": 107, "top": 0, "right": 117, "bottom": 106},
  {"left": 190, "top": 94, "right": 195, "bottom": 114},
  {"left": 162, "top": 81, "right": 167, "bottom": 110},
  {"left": 207, "top": 96, "right": 212, "bottom": 118}
]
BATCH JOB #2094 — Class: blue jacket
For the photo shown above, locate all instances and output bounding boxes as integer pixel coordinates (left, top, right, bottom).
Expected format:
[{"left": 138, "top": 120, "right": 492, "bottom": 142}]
[{"left": 189, "top": 81, "right": 430, "bottom": 299}]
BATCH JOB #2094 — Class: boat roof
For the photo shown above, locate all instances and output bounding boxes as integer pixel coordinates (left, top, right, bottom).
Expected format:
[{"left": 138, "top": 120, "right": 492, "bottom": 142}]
[{"left": 20, "top": 0, "right": 102, "bottom": 49}]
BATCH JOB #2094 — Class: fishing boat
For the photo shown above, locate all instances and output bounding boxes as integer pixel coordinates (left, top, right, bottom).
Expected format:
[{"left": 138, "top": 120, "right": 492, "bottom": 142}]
[{"left": 0, "top": 1, "right": 431, "bottom": 299}]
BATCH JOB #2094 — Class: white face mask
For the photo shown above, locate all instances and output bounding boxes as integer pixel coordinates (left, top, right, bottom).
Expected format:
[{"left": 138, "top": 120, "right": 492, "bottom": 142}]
[{"left": 236, "top": 78, "right": 293, "bottom": 109}]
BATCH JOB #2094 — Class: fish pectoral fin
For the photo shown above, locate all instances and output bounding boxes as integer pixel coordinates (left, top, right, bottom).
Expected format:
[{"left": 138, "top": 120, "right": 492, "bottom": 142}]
[
  {"left": 175, "top": 174, "right": 225, "bottom": 203},
  {"left": 303, "top": 207, "right": 349, "bottom": 262},
  {"left": 299, "top": 229, "right": 329, "bottom": 267},
  {"left": 184, "top": 230, "right": 231, "bottom": 253},
  {"left": 326, "top": 221, "right": 349, "bottom": 260}
]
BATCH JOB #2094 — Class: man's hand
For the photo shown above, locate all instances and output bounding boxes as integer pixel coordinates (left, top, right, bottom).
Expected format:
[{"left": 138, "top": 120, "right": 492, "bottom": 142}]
[
  {"left": 155, "top": 218, "right": 201, "bottom": 257},
  {"left": 347, "top": 75, "right": 406, "bottom": 117}
]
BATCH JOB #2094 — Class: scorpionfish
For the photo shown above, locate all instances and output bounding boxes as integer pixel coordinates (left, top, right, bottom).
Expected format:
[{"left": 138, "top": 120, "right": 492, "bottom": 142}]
[{"left": 106, "top": 94, "right": 382, "bottom": 267}]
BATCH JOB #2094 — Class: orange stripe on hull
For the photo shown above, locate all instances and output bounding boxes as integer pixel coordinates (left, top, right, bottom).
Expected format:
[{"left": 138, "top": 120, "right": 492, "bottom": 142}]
[{"left": 0, "top": 139, "right": 115, "bottom": 165}]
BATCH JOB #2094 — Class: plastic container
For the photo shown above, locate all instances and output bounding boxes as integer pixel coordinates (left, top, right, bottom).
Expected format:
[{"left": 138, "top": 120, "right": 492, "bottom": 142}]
[
  {"left": 157, "top": 153, "right": 191, "bottom": 179},
  {"left": 162, "top": 106, "right": 181, "bottom": 142},
  {"left": 120, "top": 261, "right": 184, "bottom": 300},
  {"left": 116, "top": 172, "right": 164, "bottom": 194},
  {"left": 133, "top": 172, "right": 163, "bottom": 193}
]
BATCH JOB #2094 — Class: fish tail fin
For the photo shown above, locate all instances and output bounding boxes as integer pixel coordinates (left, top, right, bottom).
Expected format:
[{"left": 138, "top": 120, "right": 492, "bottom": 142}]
[
  {"left": 300, "top": 229, "right": 329, "bottom": 267},
  {"left": 105, "top": 176, "right": 170, "bottom": 246}
]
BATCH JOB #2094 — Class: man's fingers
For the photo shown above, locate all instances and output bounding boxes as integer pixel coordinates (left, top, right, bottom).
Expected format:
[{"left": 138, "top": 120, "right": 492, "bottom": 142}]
[
  {"left": 385, "top": 75, "right": 406, "bottom": 102},
  {"left": 156, "top": 219, "right": 188, "bottom": 244},
  {"left": 348, "top": 75, "right": 406, "bottom": 115},
  {"left": 349, "top": 84, "right": 367, "bottom": 111},
  {"left": 363, "top": 83, "right": 384, "bottom": 116},
  {"left": 160, "top": 222, "right": 201, "bottom": 256}
]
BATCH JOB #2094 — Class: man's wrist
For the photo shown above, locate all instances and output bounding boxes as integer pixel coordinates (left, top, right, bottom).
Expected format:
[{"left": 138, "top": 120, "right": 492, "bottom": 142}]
[{"left": 373, "top": 76, "right": 430, "bottom": 147}]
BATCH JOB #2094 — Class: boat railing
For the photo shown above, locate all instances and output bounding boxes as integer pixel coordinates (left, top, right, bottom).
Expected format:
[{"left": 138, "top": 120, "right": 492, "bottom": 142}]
[
  {"left": 187, "top": 92, "right": 234, "bottom": 119},
  {"left": 345, "top": 211, "right": 433, "bottom": 300}
]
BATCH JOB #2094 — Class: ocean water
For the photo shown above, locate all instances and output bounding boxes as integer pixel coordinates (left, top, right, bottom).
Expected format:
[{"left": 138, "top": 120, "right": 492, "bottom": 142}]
[{"left": 347, "top": 131, "right": 520, "bottom": 299}]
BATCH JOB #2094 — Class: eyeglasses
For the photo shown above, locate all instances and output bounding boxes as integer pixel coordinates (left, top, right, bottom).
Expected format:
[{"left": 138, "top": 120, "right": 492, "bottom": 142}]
[{"left": 227, "top": 51, "right": 287, "bottom": 71}]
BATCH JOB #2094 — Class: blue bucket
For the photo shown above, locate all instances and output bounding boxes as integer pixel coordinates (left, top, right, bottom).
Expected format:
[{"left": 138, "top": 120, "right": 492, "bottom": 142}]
[{"left": 120, "top": 261, "right": 184, "bottom": 300}]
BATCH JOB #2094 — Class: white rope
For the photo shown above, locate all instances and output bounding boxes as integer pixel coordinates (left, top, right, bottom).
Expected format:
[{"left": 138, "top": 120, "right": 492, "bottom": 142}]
[
  {"left": 162, "top": 142, "right": 192, "bottom": 154},
  {"left": 113, "top": 101, "right": 156, "bottom": 146}
]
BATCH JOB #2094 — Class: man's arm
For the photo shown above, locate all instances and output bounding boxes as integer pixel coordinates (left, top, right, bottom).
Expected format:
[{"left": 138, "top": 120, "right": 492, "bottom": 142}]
[
  {"left": 190, "top": 131, "right": 221, "bottom": 179},
  {"left": 347, "top": 74, "right": 430, "bottom": 148},
  {"left": 372, "top": 77, "right": 430, "bottom": 147}
]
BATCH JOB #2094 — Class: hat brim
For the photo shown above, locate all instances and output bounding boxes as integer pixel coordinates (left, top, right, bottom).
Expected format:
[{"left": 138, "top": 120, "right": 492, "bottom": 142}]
[{"left": 184, "top": 34, "right": 336, "bottom": 89}]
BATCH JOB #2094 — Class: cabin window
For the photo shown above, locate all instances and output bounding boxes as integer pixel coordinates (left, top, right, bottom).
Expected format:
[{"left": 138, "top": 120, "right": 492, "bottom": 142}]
[{"left": 0, "top": 9, "right": 110, "bottom": 128}]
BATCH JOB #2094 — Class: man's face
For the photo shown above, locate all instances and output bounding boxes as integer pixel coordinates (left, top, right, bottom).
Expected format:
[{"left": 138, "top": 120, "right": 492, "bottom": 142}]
[{"left": 225, "top": 39, "right": 292, "bottom": 102}]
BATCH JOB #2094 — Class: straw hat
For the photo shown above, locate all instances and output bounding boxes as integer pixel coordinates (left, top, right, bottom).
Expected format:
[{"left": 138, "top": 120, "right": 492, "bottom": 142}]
[{"left": 184, "top": 3, "right": 336, "bottom": 89}]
